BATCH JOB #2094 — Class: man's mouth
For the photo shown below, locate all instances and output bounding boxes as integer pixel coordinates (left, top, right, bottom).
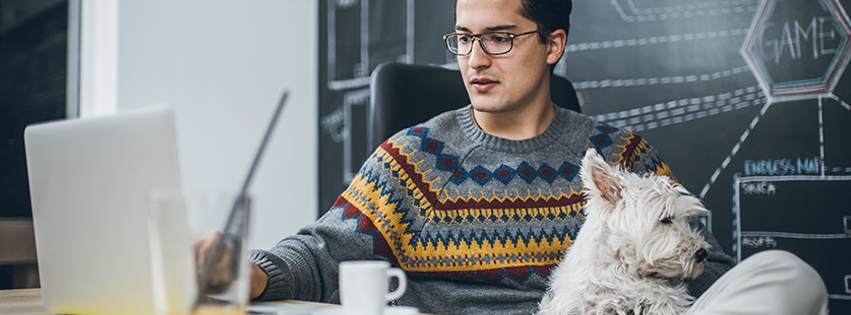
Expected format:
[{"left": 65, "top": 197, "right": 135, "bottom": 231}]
[{"left": 470, "top": 77, "right": 499, "bottom": 92}]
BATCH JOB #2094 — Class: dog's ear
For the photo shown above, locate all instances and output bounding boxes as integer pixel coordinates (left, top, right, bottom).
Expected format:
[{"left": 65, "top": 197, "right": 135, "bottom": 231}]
[{"left": 580, "top": 149, "right": 622, "bottom": 205}]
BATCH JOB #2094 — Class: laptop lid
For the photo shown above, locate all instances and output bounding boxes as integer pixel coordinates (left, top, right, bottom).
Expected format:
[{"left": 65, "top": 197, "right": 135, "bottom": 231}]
[{"left": 24, "top": 105, "right": 184, "bottom": 315}]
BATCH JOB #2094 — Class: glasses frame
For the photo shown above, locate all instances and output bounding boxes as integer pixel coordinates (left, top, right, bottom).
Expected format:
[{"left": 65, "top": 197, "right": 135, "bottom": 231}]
[{"left": 443, "top": 30, "right": 541, "bottom": 56}]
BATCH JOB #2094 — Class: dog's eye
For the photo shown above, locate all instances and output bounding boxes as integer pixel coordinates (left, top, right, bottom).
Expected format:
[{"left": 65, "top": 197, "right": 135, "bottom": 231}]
[
  {"left": 661, "top": 216, "right": 673, "bottom": 224},
  {"left": 688, "top": 219, "right": 698, "bottom": 229}
]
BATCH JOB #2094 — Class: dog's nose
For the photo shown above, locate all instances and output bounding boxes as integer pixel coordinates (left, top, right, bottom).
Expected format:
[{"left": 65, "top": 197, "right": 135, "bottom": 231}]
[{"left": 695, "top": 248, "right": 708, "bottom": 262}]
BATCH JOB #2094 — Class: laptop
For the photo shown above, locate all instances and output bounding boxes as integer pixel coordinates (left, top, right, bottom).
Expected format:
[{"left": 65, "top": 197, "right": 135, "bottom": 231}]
[{"left": 24, "top": 105, "right": 192, "bottom": 315}]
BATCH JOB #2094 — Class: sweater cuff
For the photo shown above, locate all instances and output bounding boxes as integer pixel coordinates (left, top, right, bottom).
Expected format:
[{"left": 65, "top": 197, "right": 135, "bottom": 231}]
[{"left": 249, "top": 249, "right": 289, "bottom": 301}]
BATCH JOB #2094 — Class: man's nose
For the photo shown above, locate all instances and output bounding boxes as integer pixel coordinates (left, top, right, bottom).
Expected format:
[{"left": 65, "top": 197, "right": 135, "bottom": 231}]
[{"left": 466, "top": 39, "right": 492, "bottom": 69}]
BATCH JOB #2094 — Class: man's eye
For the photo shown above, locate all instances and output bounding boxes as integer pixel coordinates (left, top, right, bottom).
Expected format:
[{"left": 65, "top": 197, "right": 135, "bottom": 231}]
[
  {"left": 491, "top": 35, "right": 511, "bottom": 43},
  {"left": 457, "top": 35, "right": 472, "bottom": 43}
]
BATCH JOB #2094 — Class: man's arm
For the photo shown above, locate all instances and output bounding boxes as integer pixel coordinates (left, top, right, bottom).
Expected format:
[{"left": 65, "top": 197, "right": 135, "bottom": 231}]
[
  {"left": 246, "top": 207, "right": 400, "bottom": 302},
  {"left": 686, "top": 220, "right": 735, "bottom": 297}
]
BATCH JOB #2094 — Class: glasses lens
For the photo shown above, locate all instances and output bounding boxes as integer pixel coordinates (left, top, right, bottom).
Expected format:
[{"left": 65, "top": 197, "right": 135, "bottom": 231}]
[
  {"left": 481, "top": 33, "right": 512, "bottom": 54},
  {"left": 445, "top": 33, "right": 517, "bottom": 55},
  {"left": 446, "top": 34, "right": 473, "bottom": 55}
]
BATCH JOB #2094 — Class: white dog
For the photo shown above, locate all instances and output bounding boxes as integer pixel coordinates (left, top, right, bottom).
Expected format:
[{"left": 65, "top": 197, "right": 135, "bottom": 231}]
[{"left": 537, "top": 149, "right": 710, "bottom": 315}]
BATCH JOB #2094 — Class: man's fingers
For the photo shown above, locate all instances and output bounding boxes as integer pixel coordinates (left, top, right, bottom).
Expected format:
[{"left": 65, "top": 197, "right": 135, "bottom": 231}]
[
  {"left": 210, "top": 253, "right": 234, "bottom": 286},
  {"left": 194, "top": 232, "right": 223, "bottom": 280},
  {"left": 194, "top": 231, "right": 239, "bottom": 288}
]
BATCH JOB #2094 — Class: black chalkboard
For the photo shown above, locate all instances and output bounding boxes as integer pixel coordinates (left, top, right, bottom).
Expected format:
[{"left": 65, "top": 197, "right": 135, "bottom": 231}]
[
  {"left": 0, "top": 1, "right": 70, "bottom": 217},
  {"left": 317, "top": 0, "right": 851, "bottom": 311},
  {"left": 318, "top": 0, "right": 457, "bottom": 217},
  {"left": 736, "top": 176, "right": 851, "bottom": 303}
]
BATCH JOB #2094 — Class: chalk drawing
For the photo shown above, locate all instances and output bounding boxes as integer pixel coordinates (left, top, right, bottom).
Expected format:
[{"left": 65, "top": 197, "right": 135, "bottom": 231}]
[
  {"left": 611, "top": 0, "right": 758, "bottom": 23},
  {"left": 566, "top": 29, "right": 749, "bottom": 53}
]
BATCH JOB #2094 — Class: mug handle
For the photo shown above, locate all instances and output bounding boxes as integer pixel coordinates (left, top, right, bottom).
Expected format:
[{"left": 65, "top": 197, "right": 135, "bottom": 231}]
[{"left": 385, "top": 267, "right": 407, "bottom": 301}]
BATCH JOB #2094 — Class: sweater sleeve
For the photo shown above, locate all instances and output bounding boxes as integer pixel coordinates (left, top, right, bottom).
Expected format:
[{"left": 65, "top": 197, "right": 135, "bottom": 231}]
[
  {"left": 248, "top": 147, "right": 402, "bottom": 302},
  {"left": 685, "top": 220, "right": 735, "bottom": 297},
  {"left": 620, "top": 131, "right": 735, "bottom": 298},
  {"left": 247, "top": 210, "right": 376, "bottom": 302}
]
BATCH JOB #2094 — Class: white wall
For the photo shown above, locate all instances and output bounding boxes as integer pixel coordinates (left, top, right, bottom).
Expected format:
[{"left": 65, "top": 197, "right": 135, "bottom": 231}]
[
  {"left": 78, "top": 0, "right": 118, "bottom": 117},
  {"left": 101, "top": 0, "right": 318, "bottom": 249}
]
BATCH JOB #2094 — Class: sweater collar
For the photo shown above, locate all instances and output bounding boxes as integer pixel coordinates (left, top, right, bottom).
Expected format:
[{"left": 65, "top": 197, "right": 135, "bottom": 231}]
[{"left": 457, "top": 104, "right": 569, "bottom": 153}]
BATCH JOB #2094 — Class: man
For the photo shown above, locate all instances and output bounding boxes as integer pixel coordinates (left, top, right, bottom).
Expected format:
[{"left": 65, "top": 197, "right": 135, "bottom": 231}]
[{"left": 244, "top": 0, "right": 828, "bottom": 314}]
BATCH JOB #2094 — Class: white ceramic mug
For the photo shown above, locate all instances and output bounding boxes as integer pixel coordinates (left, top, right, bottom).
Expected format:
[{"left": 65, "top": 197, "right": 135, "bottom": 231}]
[{"left": 338, "top": 260, "right": 407, "bottom": 315}]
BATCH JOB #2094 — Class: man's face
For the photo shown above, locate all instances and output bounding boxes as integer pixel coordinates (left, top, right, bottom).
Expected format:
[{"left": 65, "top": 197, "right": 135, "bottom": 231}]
[{"left": 455, "top": 0, "right": 557, "bottom": 114}]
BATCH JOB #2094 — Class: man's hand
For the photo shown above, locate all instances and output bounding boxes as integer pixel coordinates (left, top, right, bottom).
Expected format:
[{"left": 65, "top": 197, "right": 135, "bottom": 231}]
[
  {"left": 193, "top": 231, "right": 234, "bottom": 291},
  {"left": 249, "top": 262, "right": 268, "bottom": 299},
  {"left": 193, "top": 232, "right": 269, "bottom": 299}
]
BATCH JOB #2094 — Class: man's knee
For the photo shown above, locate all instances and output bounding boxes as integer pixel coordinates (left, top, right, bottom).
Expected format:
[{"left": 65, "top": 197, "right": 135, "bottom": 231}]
[
  {"left": 743, "top": 250, "right": 819, "bottom": 281},
  {"left": 741, "top": 250, "right": 828, "bottom": 314}
]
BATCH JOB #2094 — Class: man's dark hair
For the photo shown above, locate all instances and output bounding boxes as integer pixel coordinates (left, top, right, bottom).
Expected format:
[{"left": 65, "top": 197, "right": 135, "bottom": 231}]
[
  {"left": 454, "top": 0, "right": 572, "bottom": 44},
  {"left": 518, "top": 0, "right": 572, "bottom": 44}
]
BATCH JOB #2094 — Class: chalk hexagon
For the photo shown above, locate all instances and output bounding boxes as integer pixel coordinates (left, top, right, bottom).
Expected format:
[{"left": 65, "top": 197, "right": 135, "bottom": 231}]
[{"left": 741, "top": 0, "right": 851, "bottom": 99}]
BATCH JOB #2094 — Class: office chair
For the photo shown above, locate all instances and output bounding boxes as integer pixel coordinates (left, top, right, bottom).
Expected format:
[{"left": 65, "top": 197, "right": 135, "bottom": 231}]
[{"left": 367, "top": 62, "right": 581, "bottom": 151}]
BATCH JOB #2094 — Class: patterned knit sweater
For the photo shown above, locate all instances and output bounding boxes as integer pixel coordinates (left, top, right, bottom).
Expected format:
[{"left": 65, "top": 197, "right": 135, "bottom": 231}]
[{"left": 249, "top": 105, "right": 734, "bottom": 314}]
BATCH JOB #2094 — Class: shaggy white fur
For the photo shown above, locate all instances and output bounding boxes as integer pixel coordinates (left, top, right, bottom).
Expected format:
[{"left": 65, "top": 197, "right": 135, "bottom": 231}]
[{"left": 537, "top": 149, "right": 710, "bottom": 315}]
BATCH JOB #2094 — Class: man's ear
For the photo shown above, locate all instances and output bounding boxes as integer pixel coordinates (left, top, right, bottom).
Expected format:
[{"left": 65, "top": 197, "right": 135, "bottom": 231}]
[
  {"left": 580, "top": 149, "right": 622, "bottom": 206},
  {"left": 546, "top": 29, "right": 567, "bottom": 66}
]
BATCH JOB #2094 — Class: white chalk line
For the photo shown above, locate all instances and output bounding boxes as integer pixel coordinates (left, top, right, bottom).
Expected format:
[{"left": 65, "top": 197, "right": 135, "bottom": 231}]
[
  {"left": 573, "top": 66, "right": 751, "bottom": 90},
  {"left": 590, "top": 85, "right": 766, "bottom": 199},
  {"left": 593, "top": 85, "right": 763, "bottom": 133},
  {"left": 611, "top": 0, "right": 757, "bottom": 22},
  {"left": 698, "top": 98, "right": 770, "bottom": 198},
  {"left": 566, "top": 28, "right": 749, "bottom": 53}
]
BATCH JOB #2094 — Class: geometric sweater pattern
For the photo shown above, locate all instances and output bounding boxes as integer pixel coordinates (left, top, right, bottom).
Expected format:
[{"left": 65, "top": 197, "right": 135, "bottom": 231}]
[{"left": 334, "top": 107, "right": 673, "bottom": 283}]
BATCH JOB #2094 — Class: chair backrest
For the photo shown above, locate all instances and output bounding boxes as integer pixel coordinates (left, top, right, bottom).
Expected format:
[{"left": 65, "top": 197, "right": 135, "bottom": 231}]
[{"left": 367, "top": 62, "right": 581, "bottom": 151}]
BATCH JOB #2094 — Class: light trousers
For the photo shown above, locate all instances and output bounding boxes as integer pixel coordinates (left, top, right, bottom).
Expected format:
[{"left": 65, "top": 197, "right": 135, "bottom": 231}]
[{"left": 686, "top": 250, "right": 829, "bottom": 315}]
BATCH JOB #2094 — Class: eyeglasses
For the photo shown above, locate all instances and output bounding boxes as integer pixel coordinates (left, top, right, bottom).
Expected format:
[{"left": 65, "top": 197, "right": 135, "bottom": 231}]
[{"left": 443, "top": 30, "right": 541, "bottom": 56}]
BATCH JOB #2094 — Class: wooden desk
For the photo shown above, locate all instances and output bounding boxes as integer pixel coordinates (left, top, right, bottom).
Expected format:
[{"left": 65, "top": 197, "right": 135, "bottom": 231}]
[
  {"left": 0, "top": 289, "right": 329, "bottom": 315},
  {"left": 0, "top": 289, "right": 428, "bottom": 315},
  {"left": 0, "top": 289, "right": 52, "bottom": 315}
]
